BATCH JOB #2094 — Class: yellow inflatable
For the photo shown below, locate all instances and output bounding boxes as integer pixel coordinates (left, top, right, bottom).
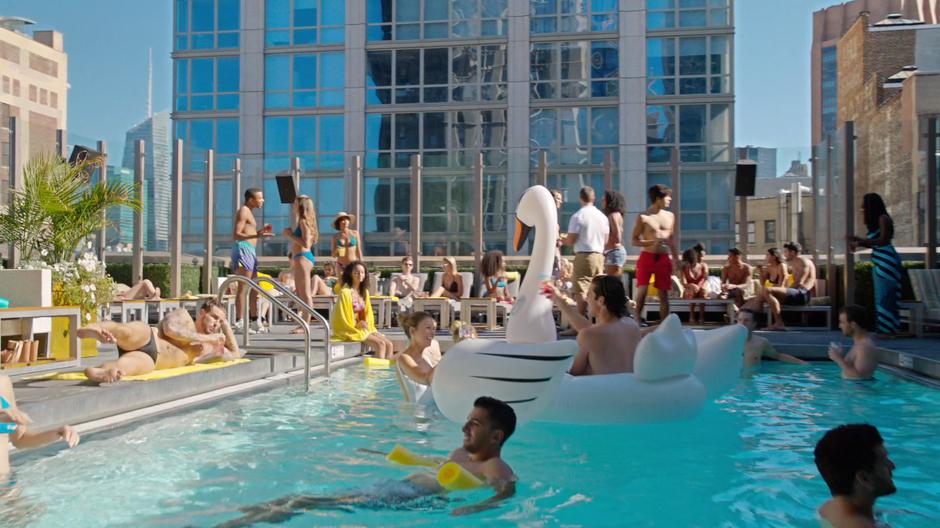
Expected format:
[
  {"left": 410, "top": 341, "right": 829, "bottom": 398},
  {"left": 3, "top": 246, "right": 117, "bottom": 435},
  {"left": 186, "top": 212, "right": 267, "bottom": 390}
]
[
  {"left": 364, "top": 357, "right": 395, "bottom": 368},
  {"left": 257, "top": 271, "right": 276, "bottom": 291},
  {"left": 386, "top": 444, "right": 438, "bottom": 467},
  {"left": 437, "top": 462, "right": 484, "bottom": 490}
]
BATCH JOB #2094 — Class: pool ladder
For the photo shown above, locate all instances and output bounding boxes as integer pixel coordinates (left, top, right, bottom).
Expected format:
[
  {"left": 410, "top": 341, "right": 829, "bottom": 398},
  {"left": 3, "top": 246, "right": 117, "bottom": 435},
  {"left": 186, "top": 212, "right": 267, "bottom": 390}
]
[{"left": 216, "top": 276, "right": 331, "bottom": 393}]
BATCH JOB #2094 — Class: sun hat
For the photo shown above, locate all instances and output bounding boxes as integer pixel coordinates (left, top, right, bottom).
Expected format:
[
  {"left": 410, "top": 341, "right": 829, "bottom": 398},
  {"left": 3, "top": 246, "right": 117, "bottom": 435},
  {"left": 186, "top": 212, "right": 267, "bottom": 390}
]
[{"left": 333, "top": 211, "right": 355, "bottom": 230}]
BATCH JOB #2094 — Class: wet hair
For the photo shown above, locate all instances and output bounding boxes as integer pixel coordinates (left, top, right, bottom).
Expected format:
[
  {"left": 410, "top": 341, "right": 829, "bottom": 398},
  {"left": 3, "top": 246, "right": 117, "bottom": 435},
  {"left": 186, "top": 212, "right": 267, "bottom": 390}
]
[
  {"left": 783, "top": 241, "right": 802, "bottom": 254},
  {"left": 766, "top": 247, "right": 782, "bottom": 265},
  {"left": 401, "top": 311, "right": 434, "bottom": 340},
  {"left": 590, "top": 275, "right": 628, "bottom": 318},
  {"left": 601, "top": 190, "right": 625, "bottom": 216},
  {"left": 480, "top": 250, "right": 505, "bottom": 278},
  {"left": 474, "top": 396, "right": 517, "bottom": 446},
  {"left": 814, "top": 424, "right": 885, "bottom": 496},
  {"left": 839, "top": 304, "right": 868, "bottom": 331},
  {"left": 200, "top": 298, "right": 224, "bottom": 314},
  {"left": 728, "top": 247, "right": 743, "bottom": 256},
  {"left": 451, "top": 320, "right": 478, "bottom": 342},
  {"left": 648, "top": 184, "right": 672, "bottom": 205},
  {"left": 579, "top": 186, "right": 595, "bottom": 203},
  {"left": 341, "top": 260, "right": 369, "bottom": 297},
  {"left": 681, "top": 248, "right": 698, "bottom": 266},
  {"left": 862, "top": 193, "right": 890, "bottom": 233},
  {"left": 244, "top": 188, "right": 262, "bottom": 203}
]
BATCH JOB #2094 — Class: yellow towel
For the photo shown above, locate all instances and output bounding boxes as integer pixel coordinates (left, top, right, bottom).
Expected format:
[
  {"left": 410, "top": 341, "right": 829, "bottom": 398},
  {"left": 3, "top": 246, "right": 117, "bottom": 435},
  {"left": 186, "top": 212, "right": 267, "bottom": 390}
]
[{"left": 36, "top": 359, "right": 250, "bottom": 382}]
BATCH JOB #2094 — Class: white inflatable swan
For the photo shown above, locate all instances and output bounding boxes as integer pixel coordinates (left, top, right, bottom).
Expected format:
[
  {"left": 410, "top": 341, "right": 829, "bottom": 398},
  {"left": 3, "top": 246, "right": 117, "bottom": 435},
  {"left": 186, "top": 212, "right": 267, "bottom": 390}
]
[{"left": 430, "top": 185, "right": 745, "bottom": 424}]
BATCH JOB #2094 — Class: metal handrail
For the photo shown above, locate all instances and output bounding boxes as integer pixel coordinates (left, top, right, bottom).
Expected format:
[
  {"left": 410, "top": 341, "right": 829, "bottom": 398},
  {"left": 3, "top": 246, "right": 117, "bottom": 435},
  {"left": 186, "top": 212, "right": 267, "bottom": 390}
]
[
  {"left": 254, "top": 276, "right": 332, "bottom": 376},
  {"left": 216, "top": 276, "right": 314, "bottom": 392}
]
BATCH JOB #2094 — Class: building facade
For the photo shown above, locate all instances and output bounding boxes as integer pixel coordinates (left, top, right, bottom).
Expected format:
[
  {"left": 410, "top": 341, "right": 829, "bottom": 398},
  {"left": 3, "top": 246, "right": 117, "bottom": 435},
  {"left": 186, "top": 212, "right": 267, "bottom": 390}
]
[
  {"left": 0, "top": 17, "right": 68, "bottom": 209},
  {"left": 171, "top": 0, "right": 735, "bottom": 260},
  {"left": 122, "top": 111, "right": 173, "bottom": 251}
]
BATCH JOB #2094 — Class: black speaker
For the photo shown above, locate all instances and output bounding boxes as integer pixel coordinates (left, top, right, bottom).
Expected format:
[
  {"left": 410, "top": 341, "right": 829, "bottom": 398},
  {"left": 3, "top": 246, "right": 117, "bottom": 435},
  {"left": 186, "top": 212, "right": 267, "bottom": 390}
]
[
  {"left": 275, "top": 174, "right": 297, "bottom": 204},
  {"left": 735, "top": 161, "right": 757, "bottom": 197},
  {"left": 68, "top": 145, "right": 104, "bottom": 166}
]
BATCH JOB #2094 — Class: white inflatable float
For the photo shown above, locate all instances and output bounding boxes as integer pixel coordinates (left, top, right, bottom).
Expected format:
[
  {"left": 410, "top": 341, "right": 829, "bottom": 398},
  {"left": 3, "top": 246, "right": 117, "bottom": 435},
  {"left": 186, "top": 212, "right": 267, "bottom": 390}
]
[{"left": 429, "top": 185, "right": 745, "bottom": 425}]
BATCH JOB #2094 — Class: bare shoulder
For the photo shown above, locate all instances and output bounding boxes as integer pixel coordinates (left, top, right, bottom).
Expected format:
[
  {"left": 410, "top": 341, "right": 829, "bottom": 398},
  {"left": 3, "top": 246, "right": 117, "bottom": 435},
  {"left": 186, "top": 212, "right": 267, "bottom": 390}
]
[{"left": 483, "top": 456, "right": 516, "bottom": 480}]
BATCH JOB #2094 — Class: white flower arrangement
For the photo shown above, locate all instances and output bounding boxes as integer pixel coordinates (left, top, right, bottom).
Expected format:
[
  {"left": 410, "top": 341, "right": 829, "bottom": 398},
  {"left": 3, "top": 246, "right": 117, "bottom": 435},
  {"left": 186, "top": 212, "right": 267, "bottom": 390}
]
[{"left": 22, "top": 252, "right": 115, "bottom": 320}]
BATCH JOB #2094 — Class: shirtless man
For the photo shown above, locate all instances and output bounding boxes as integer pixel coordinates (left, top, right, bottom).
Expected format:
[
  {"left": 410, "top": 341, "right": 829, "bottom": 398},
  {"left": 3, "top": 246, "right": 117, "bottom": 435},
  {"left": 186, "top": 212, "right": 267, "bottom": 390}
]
[
  {"left": 214, "top": 396, "right": 517, "bottom": 526},
  {"left": 828, "top": 305, "right": 878, "bottom": 380},
  {"left": 815, "top": 424, "right": 896, "bottom": 528},
  {"left": 231, "top": 188, "right": 273, "bottom": 331},
  {"left": 758, "top": 241, "right": 817, "bottom": 330},
  {"left": 631, "top": 184, "right": 679, "bottom": 324},
  {"left": 79, "top": 299, "right": 242, "bottom": 384},
  {"left": 720, "top": 248, "right": 753, "bottom": 309},
  {"left": 544, "top": 275, "right": 641, "bottom": 375},
  {"left": 736, "top": 309, "right": 806, "bottom": 369},
  {"left": 601, "top": 190, "right": 627, "bottom": 277}
]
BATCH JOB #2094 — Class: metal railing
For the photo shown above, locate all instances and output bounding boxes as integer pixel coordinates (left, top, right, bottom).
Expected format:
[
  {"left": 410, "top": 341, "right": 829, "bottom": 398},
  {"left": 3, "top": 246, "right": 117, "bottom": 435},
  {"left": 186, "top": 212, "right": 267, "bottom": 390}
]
[
  {"left": 216, "top": 276, "right": 330, "bottom": 392},
  {"left": 254, "top": 276, "right": 332, "bottom": 375}
]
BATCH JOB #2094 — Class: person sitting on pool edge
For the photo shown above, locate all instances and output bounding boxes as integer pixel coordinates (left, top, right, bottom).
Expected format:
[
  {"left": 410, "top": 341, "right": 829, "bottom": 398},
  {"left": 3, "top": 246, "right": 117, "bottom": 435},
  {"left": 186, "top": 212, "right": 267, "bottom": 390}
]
[
  {"left": 78, "top": 299, "right": 242, "bottom": 384},
  {"left": 828, "top": 304, "right": 878, "bottom": 380},
  {"left": 2, "top": 374, "right": 81, "bottom": 476},
  {"left": 543, "top": 274, "right": 641, "bottom": 375},
  {"left": 330, "top": 261, "right": 395, "bottom": 359},
  {"left": 214, "top": 396, "right": 517, "bottom": 526},
  {"left": 736, "top": 308, "right": 806, "bottom": 370},
  {"left": 814, "top": 423, "right": 895, "bottom": 528}
]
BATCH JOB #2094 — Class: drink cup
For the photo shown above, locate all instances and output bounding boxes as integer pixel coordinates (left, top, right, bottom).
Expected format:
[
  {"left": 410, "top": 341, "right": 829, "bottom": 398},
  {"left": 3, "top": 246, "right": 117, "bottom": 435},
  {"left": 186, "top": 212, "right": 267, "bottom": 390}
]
[{"left": 263, "top": 223, "right": 273, "bottom": 233}]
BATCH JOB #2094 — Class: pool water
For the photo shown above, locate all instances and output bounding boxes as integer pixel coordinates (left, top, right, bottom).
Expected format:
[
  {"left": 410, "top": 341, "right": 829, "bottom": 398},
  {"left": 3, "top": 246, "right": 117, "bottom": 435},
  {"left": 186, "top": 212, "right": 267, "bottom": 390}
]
[{"left": 3, "top": 363, "right": 940, "bottom": 527}]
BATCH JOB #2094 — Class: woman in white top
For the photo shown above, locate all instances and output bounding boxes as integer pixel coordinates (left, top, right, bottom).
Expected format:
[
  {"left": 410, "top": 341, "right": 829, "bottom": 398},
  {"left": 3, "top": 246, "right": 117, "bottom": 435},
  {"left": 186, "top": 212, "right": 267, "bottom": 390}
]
[{"left": 396, "top": 311, "right": 442, "bottom": 389}]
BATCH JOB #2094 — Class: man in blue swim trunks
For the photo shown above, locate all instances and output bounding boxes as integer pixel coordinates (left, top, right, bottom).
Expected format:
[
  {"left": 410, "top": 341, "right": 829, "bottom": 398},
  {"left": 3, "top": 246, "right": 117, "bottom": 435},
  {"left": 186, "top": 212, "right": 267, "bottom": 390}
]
[
  {"left": 214, "top": 397, "right": 517, "bottom": 526},
  {"left": 232, "top": 188, "right": 272, "bottom": 331}
]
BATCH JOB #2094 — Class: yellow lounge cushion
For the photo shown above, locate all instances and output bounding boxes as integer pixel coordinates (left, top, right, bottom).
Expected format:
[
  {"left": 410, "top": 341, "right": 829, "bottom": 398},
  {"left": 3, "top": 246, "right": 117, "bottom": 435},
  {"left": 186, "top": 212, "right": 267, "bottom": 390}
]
[{"left": 37, "top": 359, "right": 250, "bottom": 382}]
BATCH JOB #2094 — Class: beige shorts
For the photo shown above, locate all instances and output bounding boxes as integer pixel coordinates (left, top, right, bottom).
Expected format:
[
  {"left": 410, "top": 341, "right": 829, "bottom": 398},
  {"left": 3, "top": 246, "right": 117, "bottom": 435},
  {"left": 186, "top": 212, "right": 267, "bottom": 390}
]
[{"left": 571, "top": 252, "right": 604, "bottom": 295}]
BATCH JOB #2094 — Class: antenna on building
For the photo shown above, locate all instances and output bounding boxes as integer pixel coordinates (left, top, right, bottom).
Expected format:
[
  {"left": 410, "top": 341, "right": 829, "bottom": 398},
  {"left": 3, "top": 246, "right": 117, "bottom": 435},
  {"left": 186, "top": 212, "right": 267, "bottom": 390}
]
[{"left": 147, "top": 47, "right": 153, "bottom": 118}]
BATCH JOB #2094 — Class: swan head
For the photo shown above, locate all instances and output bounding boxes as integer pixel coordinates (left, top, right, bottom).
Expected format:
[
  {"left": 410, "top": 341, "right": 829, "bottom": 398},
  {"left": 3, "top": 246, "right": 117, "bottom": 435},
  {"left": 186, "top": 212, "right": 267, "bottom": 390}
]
[{"left": 513, "top": 186, "right": 557, "bottom": 251}]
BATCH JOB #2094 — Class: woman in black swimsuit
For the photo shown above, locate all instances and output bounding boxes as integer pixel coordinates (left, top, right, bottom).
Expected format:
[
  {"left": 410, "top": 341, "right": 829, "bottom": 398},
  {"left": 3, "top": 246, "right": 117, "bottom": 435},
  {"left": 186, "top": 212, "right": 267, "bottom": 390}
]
[{"left": 429, "top": 256, "right": 463, "bottom": 300}]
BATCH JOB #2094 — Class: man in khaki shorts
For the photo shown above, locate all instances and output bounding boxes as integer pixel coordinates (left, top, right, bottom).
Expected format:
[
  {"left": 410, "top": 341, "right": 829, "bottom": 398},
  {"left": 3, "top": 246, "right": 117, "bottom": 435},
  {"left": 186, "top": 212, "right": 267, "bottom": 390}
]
[{"left": 565, "top": 186, "right": 609, "bottom": 315}]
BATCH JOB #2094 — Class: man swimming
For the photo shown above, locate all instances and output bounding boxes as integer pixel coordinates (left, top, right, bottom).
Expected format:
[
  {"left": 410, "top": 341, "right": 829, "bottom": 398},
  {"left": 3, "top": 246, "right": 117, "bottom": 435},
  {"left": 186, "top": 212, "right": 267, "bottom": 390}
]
[
  {"left": 215, "top": 397, "right": 517, "bottom": 526},
  {"left": 828, "top": 305, "right": 878, "bottom": 380},
  {"left": 736, "top": 309, "right": 806, "bottom": 369}
]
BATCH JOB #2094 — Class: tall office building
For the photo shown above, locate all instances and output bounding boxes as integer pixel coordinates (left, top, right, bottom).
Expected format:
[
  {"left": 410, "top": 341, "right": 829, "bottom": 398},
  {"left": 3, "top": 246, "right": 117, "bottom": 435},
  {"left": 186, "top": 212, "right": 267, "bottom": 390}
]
[
  {"left": 811, "top": 0, "right": 938, "bottom": 146},
  {"left": 105, "top": 165, "right": 136, "bottom": 248},
  {"left": 172, "top": 0, "right": 736, "bottom": 258},
  {"left": 122, "top": 111, "right": 172, "bottom": 251}
]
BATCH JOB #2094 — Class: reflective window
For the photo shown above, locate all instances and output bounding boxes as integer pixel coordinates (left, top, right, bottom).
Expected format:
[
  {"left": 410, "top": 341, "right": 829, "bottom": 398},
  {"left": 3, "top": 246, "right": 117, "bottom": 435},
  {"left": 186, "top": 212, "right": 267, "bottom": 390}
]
[
  {"left": 646, "top": 170, "right": 733, "bottom": 252},
  {"left": 174, "top": 0, "right": 240, "bottom": 50},
  {"left": 265, "top": 0, "right": 345, "bottom": 47},
  {"left": 529, "top": 106, "right": 618, "bottom": 166},
  {"left": 265, "top": 52, "right": 344, "bottom": 108},
  {"left": 367, "top": 45, "right": 506, "bottom": 105},
  {"left": 264, "top": 115, "right": 344, "bottom": 168},
  {"left": 530, "top": 40, "right": 618, "bottom": 100},
  {"left": 821, "top": 46, "right": 838, "bottom": 138},
  {"left": 646, "top": 103, "right": 730, "bottom": 163},
  {"left": 530, "top": 0, "right": 617, "bottom": 33},
  {"left": 175, "top": 57, "right": 241, "bottom": 112},
  {"left": 647, "top": 0, "right": 729, "bottom": 29},
  {"left": 367, "top": 0, "right": 507, "bottom": 41},
  {"left": 647, "top": 35, "right": 728, "bottom": 96}
]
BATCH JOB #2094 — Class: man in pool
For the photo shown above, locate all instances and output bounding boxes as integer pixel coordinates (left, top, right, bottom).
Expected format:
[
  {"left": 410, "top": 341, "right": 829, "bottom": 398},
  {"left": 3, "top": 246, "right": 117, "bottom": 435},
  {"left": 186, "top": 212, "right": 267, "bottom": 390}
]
[
  {"left": 827, "top": 305, "right": 878, "bottom": 380},
  {"left": 215, "top": 397, "right": 517, "bottom": 526},
  {"left": 736, "top": 309, "right": 806, "bottom": 369},
  {"left": 814, "top": 423, "right": 896, "bottom": 528},
  {"left": 543, "top": 275, "right": 641, "bottom": 375},
  {"left": 79, "top": 299, "right": 241, "bottom": 384}
]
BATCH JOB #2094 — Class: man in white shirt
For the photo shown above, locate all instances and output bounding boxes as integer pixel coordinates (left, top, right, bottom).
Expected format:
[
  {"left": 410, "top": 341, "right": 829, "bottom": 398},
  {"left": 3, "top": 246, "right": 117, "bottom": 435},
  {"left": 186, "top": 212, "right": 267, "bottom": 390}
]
[{"left": 565, "top": 186, "right": 609, "bottom": 314}]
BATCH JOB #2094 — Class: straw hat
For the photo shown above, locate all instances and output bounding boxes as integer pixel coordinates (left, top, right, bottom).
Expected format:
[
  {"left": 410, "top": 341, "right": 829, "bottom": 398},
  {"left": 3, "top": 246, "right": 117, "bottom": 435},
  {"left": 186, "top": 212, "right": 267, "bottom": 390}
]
[{"left": 332, "top": 211, "right": 355, "bottom": 230}]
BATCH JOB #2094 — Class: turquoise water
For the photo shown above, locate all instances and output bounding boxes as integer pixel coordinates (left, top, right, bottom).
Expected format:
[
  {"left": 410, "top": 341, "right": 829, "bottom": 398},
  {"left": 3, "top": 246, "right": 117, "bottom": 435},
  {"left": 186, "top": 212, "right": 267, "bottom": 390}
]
[{"left": 3, "top": 363, "right": 940, "bottom": 527}]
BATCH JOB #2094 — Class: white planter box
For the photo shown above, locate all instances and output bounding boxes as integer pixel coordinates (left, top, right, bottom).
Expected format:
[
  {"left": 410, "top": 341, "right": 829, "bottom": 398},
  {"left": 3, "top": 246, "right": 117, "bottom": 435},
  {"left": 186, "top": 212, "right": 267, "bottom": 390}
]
[{"left": 0, "top": 269, "right": 53, "bottom": 334}]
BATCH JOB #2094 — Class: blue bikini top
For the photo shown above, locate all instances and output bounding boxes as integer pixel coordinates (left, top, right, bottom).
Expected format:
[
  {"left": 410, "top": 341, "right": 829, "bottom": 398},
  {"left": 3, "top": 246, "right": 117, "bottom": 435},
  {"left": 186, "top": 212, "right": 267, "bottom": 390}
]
[{"left": 0, "top": 396, "right": 15, "bottom": 434}]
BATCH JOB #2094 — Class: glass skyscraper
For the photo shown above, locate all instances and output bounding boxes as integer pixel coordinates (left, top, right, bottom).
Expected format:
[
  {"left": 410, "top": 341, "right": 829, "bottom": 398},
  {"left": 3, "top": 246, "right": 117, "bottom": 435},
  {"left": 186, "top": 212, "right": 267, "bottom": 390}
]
[
  {"left": 171, "top": 0, "right": 735, "bottom": 259},
  {"left": 123, "top": 111, "right": 172, "bottom": 251}
]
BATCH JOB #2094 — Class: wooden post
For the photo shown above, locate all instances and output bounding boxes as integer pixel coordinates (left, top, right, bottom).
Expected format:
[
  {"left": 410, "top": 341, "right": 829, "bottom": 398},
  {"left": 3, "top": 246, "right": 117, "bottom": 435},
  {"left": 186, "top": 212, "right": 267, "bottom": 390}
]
[
  {"left": 232, "top": 158, "right": 241, "bottom": 219},
  {"left": 927, "top": 118, "right": 938, "bottom": 269},
  {"left": 843, "top": 122, "right": 856, "bottom": 307},
  {"left": 670, "top": 147, "right": 681, "bottom": 248},
  {"left": 170, "top": 139, "right": 183, "bottom": 298},
  {"left": 410, "top": 155, "right": 423, "bottom": 270},
  {"left": 603, "top": 150, "right": 614, "bottom": 192},
  {"left": 537, "top": 150, "right": 548, "bottom": 188},
  {"left": 203, "top": 149, "right": 215, "bottom": 294},
  {"left": 132, "top": 139, "right": 145, "bottom": 282},
  {"left": 96, "top": 140, "right": 108, "bottom": 263},
  {"left": 474, "top": 152, "right": 484, "bottom": 287}
]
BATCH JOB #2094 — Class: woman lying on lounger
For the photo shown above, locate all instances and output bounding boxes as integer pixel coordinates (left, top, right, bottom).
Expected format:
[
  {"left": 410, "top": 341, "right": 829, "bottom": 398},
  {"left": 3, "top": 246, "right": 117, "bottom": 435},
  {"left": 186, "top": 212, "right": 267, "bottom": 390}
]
[
  {"left": 113, "top": 279, "right": 162, "bottom": 301},
  {"left": 78, "top": 299, "right": 242, "bottom": 384}
]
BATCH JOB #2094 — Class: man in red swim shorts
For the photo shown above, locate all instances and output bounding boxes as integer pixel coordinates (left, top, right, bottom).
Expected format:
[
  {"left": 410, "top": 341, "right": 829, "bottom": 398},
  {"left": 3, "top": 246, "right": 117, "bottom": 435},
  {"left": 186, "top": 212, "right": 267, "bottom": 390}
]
[{"left": 630, "top": 184, "right": 679, "bottom": 324}]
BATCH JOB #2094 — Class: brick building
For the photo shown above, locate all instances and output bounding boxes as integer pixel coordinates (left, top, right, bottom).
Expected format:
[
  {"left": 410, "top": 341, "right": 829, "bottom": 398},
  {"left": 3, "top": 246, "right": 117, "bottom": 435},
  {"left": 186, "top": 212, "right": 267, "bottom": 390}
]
[{"left": 836, "top": 12, "right": 940, "bottom": 246}]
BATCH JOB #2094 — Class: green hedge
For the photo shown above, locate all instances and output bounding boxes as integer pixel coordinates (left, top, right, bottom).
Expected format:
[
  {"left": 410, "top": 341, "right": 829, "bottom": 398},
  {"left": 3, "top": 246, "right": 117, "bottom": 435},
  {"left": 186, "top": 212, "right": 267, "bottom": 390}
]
[
  {"left": 852, "top": 261, "right": 922, "bottom": 308},
  {"left": 105, "top": 262, "right": 225, "bottom": 295}
]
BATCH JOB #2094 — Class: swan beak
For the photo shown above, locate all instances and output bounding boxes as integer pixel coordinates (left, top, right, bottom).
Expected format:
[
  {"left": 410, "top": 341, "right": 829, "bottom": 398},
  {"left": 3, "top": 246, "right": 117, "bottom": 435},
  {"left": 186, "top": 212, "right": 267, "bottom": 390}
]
[{"left": 513, "top": 218, "right": 532, "bottom": 251}]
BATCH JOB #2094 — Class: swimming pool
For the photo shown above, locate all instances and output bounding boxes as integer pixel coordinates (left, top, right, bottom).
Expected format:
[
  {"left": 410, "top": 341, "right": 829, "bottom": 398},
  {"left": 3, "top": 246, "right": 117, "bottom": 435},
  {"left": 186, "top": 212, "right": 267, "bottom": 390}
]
[{"left": 3, "top": 363, "right": 939, "bottom": 527}]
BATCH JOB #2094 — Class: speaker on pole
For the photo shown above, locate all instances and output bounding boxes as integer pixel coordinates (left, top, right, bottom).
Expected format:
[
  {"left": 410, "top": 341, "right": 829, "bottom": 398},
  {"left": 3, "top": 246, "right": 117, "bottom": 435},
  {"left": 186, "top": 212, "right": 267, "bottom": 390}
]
[
  {"left": 275, "top": 173, "right": 297, "bottom": 204},
  {"left": 735, "top": 160, "right": 757, "bottom": 197}
]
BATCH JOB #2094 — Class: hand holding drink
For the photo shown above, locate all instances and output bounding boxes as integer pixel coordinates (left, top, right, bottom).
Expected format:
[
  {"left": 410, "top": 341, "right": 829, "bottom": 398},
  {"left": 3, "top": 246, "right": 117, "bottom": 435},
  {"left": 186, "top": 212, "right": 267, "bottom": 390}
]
[{"left": 261, "top": 223, "right": 274, "bottom": 237}]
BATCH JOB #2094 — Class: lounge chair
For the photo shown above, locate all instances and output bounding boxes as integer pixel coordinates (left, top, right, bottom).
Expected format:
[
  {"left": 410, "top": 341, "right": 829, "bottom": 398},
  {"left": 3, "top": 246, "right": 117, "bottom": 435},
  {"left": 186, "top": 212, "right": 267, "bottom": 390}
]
[{"left": 902, "top": 269, "right": 940, "bottom": 337}]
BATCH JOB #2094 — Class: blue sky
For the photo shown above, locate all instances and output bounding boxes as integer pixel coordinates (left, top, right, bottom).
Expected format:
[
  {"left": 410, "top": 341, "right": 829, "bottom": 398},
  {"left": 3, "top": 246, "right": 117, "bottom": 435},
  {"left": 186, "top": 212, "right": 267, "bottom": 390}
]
[{"left": 2, "top": 0, "right": 837, "bottom": 172}]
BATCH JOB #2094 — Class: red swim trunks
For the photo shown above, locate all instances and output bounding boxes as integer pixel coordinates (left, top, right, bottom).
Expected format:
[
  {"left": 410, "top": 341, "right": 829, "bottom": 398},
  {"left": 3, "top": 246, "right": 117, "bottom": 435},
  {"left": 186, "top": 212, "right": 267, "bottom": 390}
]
[{"left": 636, "top": 251, "right": 673, "bottom": 290}]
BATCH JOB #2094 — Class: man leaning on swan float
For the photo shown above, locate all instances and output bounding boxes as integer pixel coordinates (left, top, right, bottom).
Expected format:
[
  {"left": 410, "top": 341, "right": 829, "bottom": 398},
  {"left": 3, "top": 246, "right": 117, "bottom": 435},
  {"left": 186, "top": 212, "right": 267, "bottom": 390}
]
[{"left": 411, "top": 185, "right": 746, "bottom": 425}]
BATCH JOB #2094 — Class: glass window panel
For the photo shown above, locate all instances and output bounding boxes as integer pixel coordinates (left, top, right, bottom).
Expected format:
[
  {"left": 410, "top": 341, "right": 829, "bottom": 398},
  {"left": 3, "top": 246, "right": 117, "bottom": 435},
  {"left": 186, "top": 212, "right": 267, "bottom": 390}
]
[
  {"left": 681, "top": 172, "right": 707, "bottom": 210},
  {"left": 397, "top": 24, "right": 420, "bottom": 40},
  {"left": 531, "top": 16, "right": 557, "bottom": 33},
  {"left": 216, "top": 119, "right": 239, "bottom": 153},
  {"left": 531, "top": 43, "right": 556, "bottom": 82},
  {"left": 320, "top": 53, "right": 344, "bottom": 88},
  {"left": 295, "top": 0, "right": 317, "bottom": 26},
  {"left": 395, "top": 113, "right": 419, "bottom": 150},
  {"left": 217, "top": 32, "right": 239, "bottom": 48},
  {"left": 679, "top": 10, "right": 707, "bottom": 27},
  {"left": 265, "top": 92, "right": 290, "bottom": 108},
  {"left": 176, "top": 59, "right": 189, "bottom": 93},
  {"left": 648, "top": 0, "right": 675, "bottom": 7},
  {"left": 483, "top": 0, "right": 507, "bottom": 17},
  {"left": 217, "top": 57, "right": 239, "bottom": 92},
  {"left": 679, "top": 77, "right": 707, "bottom": 94},
  {"left": 395, "top": 87, "right": 420, "bottom": 104},
  {"left": 321, "top": 26, "right": 344, "bottom": 43},
  {"left": 366, "top": 113, "right": 392, "bottom": 150},
  {"left": 424, "top": 48, "right": 449, "bottom": 85},
  {"left": 366, "top": 51, "right": 392, "bottom": 87},
  {"left": 319, "top": 115, "right": 344, "bottom": 151},
  {"left": 266, "top": 30, "right": 291, "bottom": 47},
  {"left": 680, "top": 0, "right": 706, "bottom": 6},
  {"left": 560, "top": 42, "right": 588, "bottom": 81},
  {"left": 452, "top": 47, "right": 478, "bottom": 84},
  {"left": 191, "top": 0, "right": 214, "bottom": 31},
  {"left": 192, "top": 34, "right": 214, "bottom": 49},
  {"left": 191, "top": 58, "right": 214, "bottom": 93},
  {"left": 593, "top": 0, "right": 617, "bottom": 10},
  {"left": 264, "top": 116, "right": 290, "bottom": 153},
  {"left": 708, "top": 103, "right": 730, "bottom": 143},
  {"left": 530, "top": 109, "right": 557, "bottom": 148},
  {"left": 647, "top": 12, "right": 674, "bottom": 29},
  {"left": 294, "top": 28, "right": 317, "bottom": 45},
  {"left": 396, "top": 0, "right": 419, "bottom": 21},
  {"left": 218, "top": 0, "right": 239, "bottom": 30},
  {"left": 367, "top": 0, "right": 392, "bottom": 23},
  {"left": 176, "top": 96, "right": 189, "bottom": 112},
  {"left": 709, "top": 172, "right": 731, "bottom": 211},
  {"left": 217, "top": 93, "right": 239, "bottom": 109},
  {"left": 425, "top": 0, "right": 448, "bottom": 19},
  {"left": 679, "top": 37, "right": 707, "bottom": 75},
  {"left": 532, "top": 0, "right": 557, "bottom": 16},
  {"left": 710, "top": 8, "right": 728, "bottom": 26},
  {"left": 679, "top": 145, "right": 705, "bottom": 162},
  {"left": 425, "top": 23, "right": 448, "bottom": 38},
  {"left": 591, "top": 107, "right": 618, "bottom": 145},
  {"left": 683, "top": 213, "right": 707, "bottom": 230},
  {"left": 175, "top": 0, "right": 188, "bottom": 32},
  {"left": 591, "top": 41, "right": 618, "bottom": 80},
  {"left": 191, "top": 119, "right": 214, "bottom": 150},
  {"left": 320, "top": 90, "right": 344, "bottom": 106},
  {"left": 265, "top": 55, "right": 290, "bottom": 91},
  {"left": 293, "top": 116, "right": 316, "bottom": 152},
  {"left": 322, "top": 0, "right": 345, "bottom": 25},
  {"left": 423, "top": 87, "right": 448, "bottom": 103},
  {"left": 423, "top": 113, "right": 447, "bottom": 149},
  {"left": 266, "top": 0, "right": 290, "bottom": 28},
  {"left": 710, "top": 35, "right": 729, "bottom": 75},
  {"left": 678, "top": 105, "right": 706, "bottom": 143},
  {"left": 646, "top": 105, "right": 675, "bottom": 144},
  {"left": 396, "top": 49, "right": 420, "bottom": 86},
  {"left": 293, "top": 55, "right": 316, "bottom": 89}
]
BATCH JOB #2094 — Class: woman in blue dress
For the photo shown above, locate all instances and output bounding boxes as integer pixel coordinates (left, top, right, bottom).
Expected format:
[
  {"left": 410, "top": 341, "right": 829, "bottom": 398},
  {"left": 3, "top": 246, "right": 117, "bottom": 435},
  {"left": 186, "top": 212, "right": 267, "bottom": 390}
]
[{"left": 849, "top": 193, "right": 903, "bottom": 336}]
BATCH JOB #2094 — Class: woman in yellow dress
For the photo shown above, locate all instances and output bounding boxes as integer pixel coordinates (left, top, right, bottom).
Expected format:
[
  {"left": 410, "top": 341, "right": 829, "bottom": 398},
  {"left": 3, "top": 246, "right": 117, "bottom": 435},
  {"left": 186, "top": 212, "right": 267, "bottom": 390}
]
[{"left": 330, "top": 261, "right": 394, "bottom": 359}]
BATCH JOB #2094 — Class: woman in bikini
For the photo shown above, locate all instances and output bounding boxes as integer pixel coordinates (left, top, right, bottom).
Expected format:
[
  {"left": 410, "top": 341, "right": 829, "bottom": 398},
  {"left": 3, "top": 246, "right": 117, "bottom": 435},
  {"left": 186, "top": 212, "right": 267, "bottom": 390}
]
[
  {"left": 480, "top": 251, "right": 512, "bottom": 303},
  {"left": 283, "top": 195, "right": 325, "bottom": 333},
  {"left": 331, "top": 212, "right": 363, "bottom": 271},
  {"left": 330, "top": 261, "right": 394, "bottom": 359},
  {"left": 742, "top": 247, "right": 789, "bottom": 324},
  {"left": 429, "top": 256, "right": 463, "bottom": 300},
  {"left": 680, "top": 247, "right": 708, "bottom": 325}
]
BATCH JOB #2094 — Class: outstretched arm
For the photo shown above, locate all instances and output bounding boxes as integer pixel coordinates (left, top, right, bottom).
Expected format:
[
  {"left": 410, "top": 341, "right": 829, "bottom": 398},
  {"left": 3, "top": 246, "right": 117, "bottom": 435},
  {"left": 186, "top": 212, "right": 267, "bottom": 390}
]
[
  {"left": 451, "top": 462, "right": 516, "bottom": 516},
  {"left": 543, "top": 281, "right": 591, "bottom": 331},
  {"left": 763, "top": 342, "right": 806, "bottom": 365},
  {"left": 1, "top": 376, "right": 79, "bottom": 450}
]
